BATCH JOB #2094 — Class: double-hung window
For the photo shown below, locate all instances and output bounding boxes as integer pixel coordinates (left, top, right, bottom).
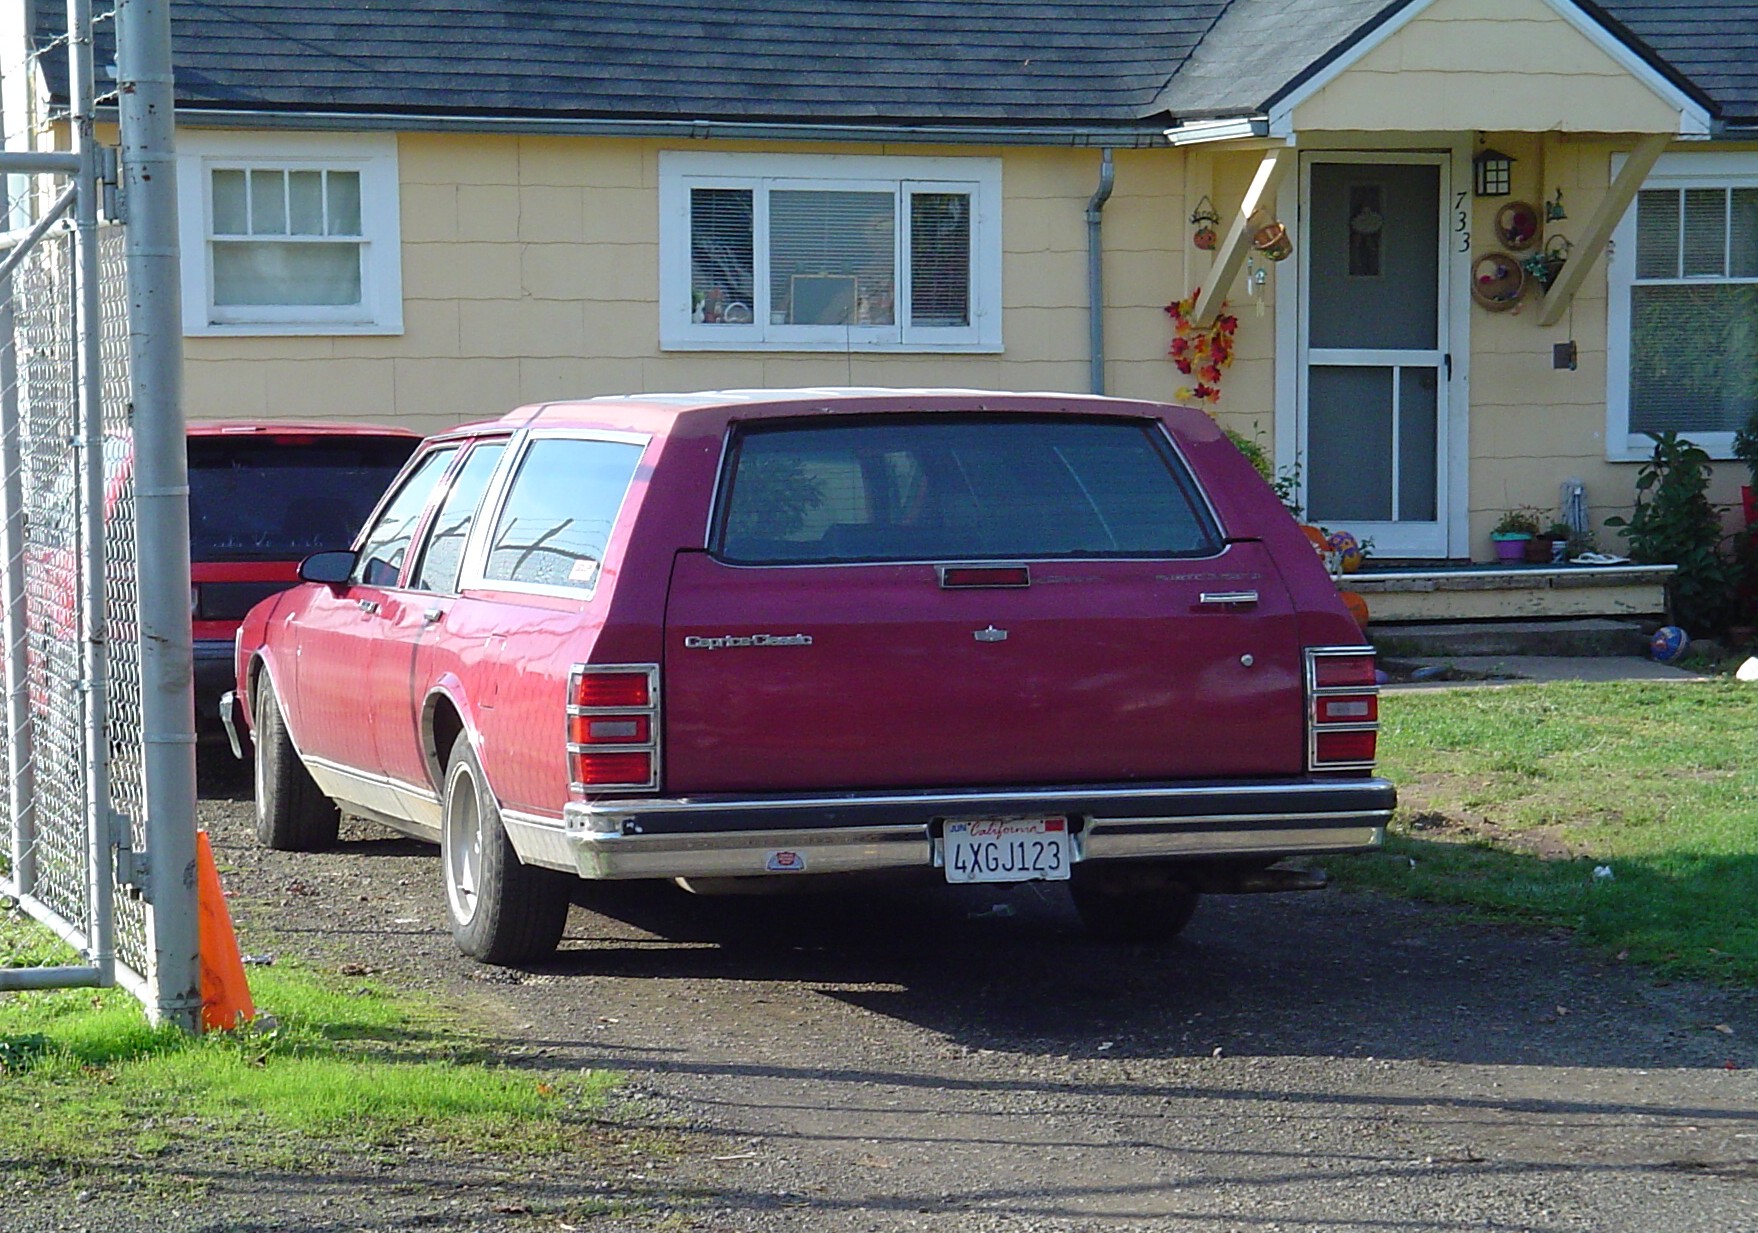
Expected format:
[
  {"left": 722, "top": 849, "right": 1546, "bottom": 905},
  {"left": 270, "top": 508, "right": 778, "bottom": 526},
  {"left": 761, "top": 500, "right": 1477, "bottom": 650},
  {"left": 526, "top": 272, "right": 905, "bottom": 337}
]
[
  {"left": 659, "top": 152, "right": 1001, "bottom": 352},
  {"left": 1608, "top": 151, "right": 1758, "bottom": 459},
  {"left": 177, "top": 131, "right": 403, "bottom": 335}
]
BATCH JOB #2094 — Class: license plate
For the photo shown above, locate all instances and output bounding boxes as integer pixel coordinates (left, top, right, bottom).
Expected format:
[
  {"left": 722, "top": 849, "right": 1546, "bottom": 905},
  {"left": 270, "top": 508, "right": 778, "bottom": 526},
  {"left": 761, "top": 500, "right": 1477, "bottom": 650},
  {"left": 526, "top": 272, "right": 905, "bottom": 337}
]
[{"left": 943, "top": 816, "right": 1072, "bottom": 884}]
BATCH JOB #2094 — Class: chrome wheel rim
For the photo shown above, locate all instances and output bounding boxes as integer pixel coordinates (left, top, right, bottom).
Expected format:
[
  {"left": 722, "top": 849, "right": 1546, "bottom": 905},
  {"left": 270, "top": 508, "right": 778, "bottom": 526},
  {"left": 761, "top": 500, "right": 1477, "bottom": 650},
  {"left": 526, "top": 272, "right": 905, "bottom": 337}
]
[
  {"left": 443, "top": 759, "right": 484, "bottom": 926},
  {"left": 253, "top": 698, "right": 269, "bottom": 822}
]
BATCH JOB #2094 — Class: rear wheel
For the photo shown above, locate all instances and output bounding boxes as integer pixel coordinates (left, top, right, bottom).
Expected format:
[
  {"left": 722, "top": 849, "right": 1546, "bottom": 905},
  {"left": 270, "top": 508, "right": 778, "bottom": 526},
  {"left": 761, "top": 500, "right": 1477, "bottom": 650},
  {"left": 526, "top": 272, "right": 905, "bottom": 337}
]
[
  {"left": 1069, "top": 861, "right": 1200, "bottom": 942},
  {"left": 253, "top": 679, "right": 340, "bottom": 851},
  {"left": 441, "top": 735, "right": 570, "bottom": 964}
]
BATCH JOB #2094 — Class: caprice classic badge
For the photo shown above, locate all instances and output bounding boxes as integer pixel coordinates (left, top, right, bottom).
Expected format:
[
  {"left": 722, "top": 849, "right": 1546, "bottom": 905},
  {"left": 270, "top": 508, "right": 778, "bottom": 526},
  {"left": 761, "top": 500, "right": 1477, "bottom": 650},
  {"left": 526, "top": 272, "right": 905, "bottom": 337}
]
[{"left": 682, "top": 632, "right": 814, "bottom": 650}]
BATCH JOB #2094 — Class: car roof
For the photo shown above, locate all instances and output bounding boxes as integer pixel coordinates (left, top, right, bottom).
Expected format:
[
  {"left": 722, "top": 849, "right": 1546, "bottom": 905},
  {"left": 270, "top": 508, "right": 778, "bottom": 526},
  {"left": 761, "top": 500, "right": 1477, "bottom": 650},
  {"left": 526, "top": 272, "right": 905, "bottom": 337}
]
[
  {"left": 447, "top": 388, "right": 1191, "bottom": 438},
  {"left": 186, "top": 419, "right": 421, "bottom": 439}
]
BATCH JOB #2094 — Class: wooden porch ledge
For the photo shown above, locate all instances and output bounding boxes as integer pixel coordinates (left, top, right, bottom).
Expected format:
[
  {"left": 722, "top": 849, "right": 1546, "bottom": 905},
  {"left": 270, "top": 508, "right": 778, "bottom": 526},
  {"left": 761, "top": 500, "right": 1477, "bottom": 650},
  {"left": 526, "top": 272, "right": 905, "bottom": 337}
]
[{"left": 1337, "top": 564, "right": 1675, "bottom": 622}]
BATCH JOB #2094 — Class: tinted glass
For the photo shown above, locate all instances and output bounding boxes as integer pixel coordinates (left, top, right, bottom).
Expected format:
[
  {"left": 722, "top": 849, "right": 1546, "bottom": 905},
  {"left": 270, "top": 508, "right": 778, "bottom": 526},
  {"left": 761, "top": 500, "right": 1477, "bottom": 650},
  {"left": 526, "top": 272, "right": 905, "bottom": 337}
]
[
  {"left": 353, "top": 447, "right": 457, "bottom": 587},
  {"left": 717, "top": 417, "right": 1220, "bottom": 564},
  {"left": 410, "top": 441, "right": 506, "bottom": 593},
  {"left": 187, "top": 434, "right": 420, "bottom": 562},
  {"left": 484, "top": 437, "right": 645, "bottom": 590}
]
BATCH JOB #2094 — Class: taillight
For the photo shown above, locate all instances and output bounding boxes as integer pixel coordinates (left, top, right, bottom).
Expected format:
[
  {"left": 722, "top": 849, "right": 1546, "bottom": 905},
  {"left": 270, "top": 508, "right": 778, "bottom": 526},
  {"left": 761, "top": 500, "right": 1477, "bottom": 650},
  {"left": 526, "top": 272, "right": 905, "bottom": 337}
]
[
  {"left": 1306, "top": 646, "right": 1379, "bottom": 771},
  {"left": 567, "top": 664, "right": 658, "bottom": 792}
]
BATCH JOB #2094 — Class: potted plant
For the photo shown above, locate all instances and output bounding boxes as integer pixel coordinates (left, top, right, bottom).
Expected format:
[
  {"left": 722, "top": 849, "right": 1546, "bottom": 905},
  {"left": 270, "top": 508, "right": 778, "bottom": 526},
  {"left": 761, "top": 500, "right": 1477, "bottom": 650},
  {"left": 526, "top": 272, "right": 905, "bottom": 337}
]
[
  {"left": 1491, "top": 506, "right": 1543, "bottom": 563},
  {"left": 1733, "top": 406, "right": 1758, "bottom": 529},
  {"left": 1531, "top": 520, "right": 1573, "bottom": 564}
]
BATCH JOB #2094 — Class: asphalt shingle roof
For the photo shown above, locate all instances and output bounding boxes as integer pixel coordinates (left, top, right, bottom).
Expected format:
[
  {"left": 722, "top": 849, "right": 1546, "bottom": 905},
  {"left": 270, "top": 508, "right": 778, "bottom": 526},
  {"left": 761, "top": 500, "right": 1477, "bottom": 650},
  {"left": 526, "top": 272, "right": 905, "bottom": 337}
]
[
  {"left": 32, "top": 0, "right": 1758, "bottom": 130},
  {"left": 42, "top": 0, "right": 1229, "bottom": 126}
]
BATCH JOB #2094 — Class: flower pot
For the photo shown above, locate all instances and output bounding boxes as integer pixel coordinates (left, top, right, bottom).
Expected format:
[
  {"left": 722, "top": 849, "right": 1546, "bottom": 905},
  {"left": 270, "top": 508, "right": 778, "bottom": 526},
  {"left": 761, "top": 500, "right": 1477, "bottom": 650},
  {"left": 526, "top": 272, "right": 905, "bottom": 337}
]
[
  {"left": 1491, "top": 533, "right": 1530, "bottom": 563},
  {"left": 1524, "top": 534, "right": 1556, "bottom": 564}
]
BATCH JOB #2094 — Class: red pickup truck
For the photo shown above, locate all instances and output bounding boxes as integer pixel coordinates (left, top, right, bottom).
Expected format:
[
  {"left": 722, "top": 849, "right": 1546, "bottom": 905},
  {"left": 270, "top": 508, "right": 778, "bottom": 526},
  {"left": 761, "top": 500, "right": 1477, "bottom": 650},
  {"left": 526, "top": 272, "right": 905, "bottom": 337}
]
[{"left": 225, "top": 390, "right": 1392, "bottom": 964}]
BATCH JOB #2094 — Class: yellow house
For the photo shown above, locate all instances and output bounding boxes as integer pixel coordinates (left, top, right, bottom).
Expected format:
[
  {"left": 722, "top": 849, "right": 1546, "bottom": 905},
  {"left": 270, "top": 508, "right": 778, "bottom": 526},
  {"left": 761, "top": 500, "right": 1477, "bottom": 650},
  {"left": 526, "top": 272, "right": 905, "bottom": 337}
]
[{"left": 10, "top": 0, "right": 1755, "bottom": 571}]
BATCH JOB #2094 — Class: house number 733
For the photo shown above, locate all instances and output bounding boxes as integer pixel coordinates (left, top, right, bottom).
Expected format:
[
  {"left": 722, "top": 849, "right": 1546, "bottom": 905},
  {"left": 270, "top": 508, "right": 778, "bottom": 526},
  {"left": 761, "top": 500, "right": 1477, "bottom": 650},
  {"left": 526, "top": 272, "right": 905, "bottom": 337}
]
[{"left": 1455, "top": 191, "right": 1470, "bottom": 252}]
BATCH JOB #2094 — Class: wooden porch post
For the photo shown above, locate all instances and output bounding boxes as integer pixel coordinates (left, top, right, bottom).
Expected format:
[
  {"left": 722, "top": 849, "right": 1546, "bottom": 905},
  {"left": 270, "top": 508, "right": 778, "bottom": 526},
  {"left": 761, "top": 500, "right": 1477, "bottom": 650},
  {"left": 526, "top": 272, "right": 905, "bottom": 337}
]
[
  {"left": 1537, "top": 134, "right": 1669, "bottom": 327},
  {"left": 1191, "top": 146, "right": 1292, "bottom": 328}
]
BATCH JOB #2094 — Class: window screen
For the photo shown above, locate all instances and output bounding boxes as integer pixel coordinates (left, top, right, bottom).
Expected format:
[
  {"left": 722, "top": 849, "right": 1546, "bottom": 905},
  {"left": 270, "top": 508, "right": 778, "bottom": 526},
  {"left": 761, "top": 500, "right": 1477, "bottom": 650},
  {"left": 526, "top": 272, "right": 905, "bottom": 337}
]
[
  {"left": 717, "top": 417, "right": 1220, "bottom": 564},
  {"left": 1629, "top": 187, "right": 1758, "bottom": 435},
  {"left": 211, "top": 167, "right": 364, "bottom": 308},
  {"left": 484, "top": 438, "right": 645, "bottom": 590}
]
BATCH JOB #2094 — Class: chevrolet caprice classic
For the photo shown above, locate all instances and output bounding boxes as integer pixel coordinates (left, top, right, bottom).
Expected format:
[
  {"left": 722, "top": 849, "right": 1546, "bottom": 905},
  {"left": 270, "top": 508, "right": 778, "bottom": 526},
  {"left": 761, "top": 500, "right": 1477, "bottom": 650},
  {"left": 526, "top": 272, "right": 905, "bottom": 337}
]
[{"left": 226, "top": 389, "right": 1394, "bottom": 963}]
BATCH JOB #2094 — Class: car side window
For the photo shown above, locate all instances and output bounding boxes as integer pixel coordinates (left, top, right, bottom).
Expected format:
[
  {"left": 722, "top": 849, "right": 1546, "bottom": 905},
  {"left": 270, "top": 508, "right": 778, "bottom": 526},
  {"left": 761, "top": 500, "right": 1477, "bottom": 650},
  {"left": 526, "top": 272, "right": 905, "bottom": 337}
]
[
  {"left": 409, "top": 441, "right": 506, "bottom": 594},
  {"left": 351, "top": 447, "right": 457, "bottom": 587},
  {"left": 483, "top": 437, "right": 644, "bottom": 591}
]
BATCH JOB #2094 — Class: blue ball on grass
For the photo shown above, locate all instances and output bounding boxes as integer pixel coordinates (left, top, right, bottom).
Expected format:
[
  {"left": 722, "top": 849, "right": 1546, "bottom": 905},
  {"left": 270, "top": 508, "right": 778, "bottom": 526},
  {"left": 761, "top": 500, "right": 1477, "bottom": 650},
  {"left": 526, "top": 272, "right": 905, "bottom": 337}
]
[{"left": 1649, "top": 625, "right": 1689, "bottom": 663}]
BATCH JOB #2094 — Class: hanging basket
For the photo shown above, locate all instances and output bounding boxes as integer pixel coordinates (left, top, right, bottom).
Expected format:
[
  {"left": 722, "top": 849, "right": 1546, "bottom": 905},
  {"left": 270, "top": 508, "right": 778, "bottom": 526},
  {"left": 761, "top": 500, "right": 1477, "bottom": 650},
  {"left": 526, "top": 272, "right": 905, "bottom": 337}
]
[
  {"left": 1471, "top": 251, "right": 1526, "bottom": 311},
  {"left": 1522, "top": 234, "right": 1572, "bottom": 292}
]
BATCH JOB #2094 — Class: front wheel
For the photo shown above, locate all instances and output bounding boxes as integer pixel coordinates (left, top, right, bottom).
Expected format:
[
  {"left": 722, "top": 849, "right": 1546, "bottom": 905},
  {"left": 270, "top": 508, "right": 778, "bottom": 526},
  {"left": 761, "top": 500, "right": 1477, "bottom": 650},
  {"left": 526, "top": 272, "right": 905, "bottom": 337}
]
[
  {"left": 441, "top": 735, "right": 571, "bottom": 964},
  {"left": 253, "top": 678, "right": 340, "bottom": 851},
  {"left": 1068, "top": 861, "right": 1200, "bottom": 942}
]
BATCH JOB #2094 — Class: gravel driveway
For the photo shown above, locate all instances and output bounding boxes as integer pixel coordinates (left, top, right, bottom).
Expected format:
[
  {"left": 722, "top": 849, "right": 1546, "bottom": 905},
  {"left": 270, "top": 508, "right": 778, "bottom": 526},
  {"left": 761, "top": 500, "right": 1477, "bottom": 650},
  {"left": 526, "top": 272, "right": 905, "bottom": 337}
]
[{"left": 11, "top": 765, "right": 1758, "bottom": 1233}]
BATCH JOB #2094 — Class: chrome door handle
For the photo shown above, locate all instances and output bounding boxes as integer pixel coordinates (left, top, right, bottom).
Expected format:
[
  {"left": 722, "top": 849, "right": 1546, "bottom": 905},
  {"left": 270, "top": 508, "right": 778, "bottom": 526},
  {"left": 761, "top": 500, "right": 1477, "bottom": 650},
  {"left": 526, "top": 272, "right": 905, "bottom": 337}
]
[
  {"left": 1198, "top": 590, "right": 1259, "bottom": 607},
  {"left": 423, "top": 606, "right": 444, "bottom": 623},
  {"left": 357, "top": 599, "right": 380, "bottom": 615}
]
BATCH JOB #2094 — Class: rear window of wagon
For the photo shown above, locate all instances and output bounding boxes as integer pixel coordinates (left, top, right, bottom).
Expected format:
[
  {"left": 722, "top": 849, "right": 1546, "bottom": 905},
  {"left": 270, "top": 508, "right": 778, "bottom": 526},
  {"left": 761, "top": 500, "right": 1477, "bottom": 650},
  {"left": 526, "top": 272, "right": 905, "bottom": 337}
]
[{"left": 714, "top": 415, "right": 1222, "bottom": 564}]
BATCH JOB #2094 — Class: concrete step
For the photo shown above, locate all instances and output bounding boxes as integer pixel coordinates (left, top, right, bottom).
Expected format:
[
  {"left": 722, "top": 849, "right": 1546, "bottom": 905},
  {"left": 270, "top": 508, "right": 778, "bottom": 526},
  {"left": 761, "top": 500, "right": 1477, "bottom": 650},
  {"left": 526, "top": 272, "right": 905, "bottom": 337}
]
[{"left": 1367, "top": 618, "right": 1653, "bottom": 659}]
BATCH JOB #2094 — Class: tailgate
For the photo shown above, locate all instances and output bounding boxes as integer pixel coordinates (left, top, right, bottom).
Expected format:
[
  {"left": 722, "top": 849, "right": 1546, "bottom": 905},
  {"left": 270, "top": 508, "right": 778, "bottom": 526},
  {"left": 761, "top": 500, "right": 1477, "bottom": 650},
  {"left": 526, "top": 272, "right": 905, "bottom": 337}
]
[
  {"left": 664, "top": 557, "right": 1307, "bottom": 794},
  {"left": 662, "top": 412, "right": 1312, "bottom": 795}
]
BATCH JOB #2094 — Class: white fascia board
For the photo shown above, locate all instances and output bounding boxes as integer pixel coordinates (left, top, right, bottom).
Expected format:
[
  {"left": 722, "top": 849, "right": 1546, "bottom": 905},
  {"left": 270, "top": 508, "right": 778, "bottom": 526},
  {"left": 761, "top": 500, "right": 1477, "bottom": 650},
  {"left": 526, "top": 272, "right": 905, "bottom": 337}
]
[{"left": 1164, "top": 117, "right": 1271, "bottom": 145}]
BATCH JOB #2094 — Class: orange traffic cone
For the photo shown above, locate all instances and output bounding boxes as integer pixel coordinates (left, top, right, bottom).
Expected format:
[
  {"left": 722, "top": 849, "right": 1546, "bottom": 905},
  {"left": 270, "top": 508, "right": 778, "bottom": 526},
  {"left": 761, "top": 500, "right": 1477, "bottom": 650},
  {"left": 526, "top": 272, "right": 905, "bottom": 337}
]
[{"left": 196, "top": 829, "right": 256, "bottom": 1032}]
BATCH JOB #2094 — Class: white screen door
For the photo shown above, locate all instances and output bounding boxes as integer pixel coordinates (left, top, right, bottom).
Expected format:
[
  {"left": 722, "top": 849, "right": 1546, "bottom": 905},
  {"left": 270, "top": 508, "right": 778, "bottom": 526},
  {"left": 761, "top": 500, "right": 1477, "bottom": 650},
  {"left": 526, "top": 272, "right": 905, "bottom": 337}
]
[{"left": 1299, "top": 153, "right": 1450, "bottom": 558}]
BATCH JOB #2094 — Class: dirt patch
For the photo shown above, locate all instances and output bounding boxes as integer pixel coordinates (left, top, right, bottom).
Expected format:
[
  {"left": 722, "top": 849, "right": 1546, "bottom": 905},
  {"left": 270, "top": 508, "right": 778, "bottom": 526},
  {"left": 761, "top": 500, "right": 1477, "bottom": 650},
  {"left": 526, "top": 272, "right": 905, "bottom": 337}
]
[{"left": 1404, "top": 807, "right": 1583, "bottom": 861}]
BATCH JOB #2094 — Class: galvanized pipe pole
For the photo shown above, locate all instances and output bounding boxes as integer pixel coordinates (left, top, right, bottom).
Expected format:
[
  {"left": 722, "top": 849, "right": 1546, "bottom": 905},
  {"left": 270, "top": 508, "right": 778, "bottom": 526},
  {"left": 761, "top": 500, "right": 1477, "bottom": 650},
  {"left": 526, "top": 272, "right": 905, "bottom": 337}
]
[
  {"left": 66, "top": 0, "right": 117, "bottom": 990},
  {"left": 117, "top": 0, "right": 201, "bottom": 1033}
]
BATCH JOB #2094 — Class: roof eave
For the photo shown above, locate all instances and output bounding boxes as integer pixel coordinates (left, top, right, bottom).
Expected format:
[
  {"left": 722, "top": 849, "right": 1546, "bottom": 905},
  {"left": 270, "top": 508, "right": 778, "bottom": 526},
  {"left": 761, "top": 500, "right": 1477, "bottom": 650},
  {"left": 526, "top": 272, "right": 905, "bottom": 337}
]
[{"left": 73, "top": 102, "right": 1178, "bottom": 148}]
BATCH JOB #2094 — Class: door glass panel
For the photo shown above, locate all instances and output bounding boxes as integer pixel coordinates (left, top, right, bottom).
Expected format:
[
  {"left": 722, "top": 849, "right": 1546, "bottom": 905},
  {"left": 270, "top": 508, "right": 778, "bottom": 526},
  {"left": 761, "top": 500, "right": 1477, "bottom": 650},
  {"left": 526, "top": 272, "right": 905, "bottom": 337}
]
[
  {"left": 411, "top": 441, "right": 506, "bottom": 593},
  {"left": 352, "top": 448, "right": 458, "bottom": 587},
  {"left": 1308, "top": 163, "right": 1439, "bottom": 350},
  {"left": 1308, "top": 366, "right": 1392, "bottom": 522},
  {"left": 1398, "top": 368, "right": 1439, "bottom": 521}
]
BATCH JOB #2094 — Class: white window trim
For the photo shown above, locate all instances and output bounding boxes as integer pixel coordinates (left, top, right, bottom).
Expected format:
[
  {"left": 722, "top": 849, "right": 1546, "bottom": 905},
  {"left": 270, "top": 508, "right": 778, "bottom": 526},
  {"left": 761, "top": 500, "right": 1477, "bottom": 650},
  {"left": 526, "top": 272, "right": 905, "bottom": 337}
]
[
  {"left": 176, "top": 130, "right": 403, "bottom": 337},
  {"left": 1607, "top": 150, "right": 1758, "bottom": 461},
  {"left": 658, "top": 150, "right": 1002, "bottom": 353}
]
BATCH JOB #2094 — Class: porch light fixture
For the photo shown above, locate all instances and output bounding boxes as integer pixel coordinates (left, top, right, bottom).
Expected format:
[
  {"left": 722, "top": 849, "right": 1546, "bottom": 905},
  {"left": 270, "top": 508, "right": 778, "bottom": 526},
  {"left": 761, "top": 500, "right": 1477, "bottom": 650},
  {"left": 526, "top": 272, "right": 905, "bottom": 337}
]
[{"left": 1473, "top": 148, "right": 1514, "bottom": 197}]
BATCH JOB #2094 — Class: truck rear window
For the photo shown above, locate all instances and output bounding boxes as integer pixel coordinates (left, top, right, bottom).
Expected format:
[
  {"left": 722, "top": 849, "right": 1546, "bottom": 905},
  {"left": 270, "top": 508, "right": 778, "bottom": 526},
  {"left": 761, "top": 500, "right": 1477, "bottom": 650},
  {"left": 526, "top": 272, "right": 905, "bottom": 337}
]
[
  {"left": 715, "top": 416, "right": 1221, "bottom": 564},
  {"left": 188, "top": 435, "right": 418, "bottom": 561}
]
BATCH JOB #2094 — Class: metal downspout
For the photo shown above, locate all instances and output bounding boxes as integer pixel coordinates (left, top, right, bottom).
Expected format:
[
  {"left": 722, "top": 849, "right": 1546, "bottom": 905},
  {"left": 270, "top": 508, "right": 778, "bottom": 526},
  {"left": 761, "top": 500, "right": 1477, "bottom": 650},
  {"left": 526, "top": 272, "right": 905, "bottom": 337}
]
[{"left": 1085, "top": 148, "right": 1115, "bottom": 395}]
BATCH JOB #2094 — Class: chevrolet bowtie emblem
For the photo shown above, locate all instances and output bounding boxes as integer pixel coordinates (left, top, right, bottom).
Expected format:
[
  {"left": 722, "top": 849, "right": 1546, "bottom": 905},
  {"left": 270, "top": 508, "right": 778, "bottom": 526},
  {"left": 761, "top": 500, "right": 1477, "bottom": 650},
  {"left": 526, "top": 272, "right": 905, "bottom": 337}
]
[{"left": 973, "top": 625, "right": 1008, "bottom": 643}]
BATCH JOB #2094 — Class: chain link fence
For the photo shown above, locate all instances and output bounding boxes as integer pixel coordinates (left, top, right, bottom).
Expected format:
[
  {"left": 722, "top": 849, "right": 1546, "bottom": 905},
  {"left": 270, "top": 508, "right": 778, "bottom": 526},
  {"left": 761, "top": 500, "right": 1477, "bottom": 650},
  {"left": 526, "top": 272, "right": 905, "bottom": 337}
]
[{"left": 1, "top": 220, "right": 149, "bottom": 987}]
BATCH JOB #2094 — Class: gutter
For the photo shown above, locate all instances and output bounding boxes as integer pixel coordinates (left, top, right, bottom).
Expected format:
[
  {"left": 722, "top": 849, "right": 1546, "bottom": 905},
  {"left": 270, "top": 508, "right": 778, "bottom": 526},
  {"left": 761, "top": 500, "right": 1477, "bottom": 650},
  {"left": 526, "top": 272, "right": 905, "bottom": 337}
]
[
  {"left": 1085, "top": 148, "right": 1115, "bottom": 396},
  {"left": 75, "top": 104, "right": 1175, "bottom": 149}
]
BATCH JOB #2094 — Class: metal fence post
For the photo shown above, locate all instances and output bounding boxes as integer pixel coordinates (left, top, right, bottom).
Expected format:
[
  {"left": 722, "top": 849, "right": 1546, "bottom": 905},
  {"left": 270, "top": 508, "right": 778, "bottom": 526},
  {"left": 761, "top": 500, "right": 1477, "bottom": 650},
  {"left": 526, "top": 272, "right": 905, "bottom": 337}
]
[
  {"left": 117, "top": 0, "right": 200, "bottom": 1033},
  {"left": 66, "top": 0, "right": 118, "bottom": 991}
]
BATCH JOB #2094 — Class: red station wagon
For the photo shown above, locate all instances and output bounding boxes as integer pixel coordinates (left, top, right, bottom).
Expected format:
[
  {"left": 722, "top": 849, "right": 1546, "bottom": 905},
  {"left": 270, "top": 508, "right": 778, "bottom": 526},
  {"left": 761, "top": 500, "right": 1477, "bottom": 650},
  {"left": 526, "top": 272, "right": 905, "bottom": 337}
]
[{"left": 225, "top": 390, "right": 1394, "bottom": 964}]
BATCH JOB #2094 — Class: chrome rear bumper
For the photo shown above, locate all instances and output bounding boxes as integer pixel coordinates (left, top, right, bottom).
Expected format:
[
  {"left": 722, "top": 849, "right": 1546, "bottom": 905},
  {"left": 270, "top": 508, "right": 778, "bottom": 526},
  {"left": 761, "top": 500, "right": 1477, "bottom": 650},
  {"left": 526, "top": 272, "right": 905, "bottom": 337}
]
[{"left": 549, "top": 778, "right": 1393, "bottom": 881}]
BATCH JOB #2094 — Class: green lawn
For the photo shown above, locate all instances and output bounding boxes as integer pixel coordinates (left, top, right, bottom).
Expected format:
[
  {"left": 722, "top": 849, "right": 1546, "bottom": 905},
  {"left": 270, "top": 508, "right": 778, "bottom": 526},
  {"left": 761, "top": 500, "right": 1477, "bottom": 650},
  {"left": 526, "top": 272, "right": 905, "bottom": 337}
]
[
  {"left": 0, "top": 917, "right": 629, "bottom": 1172},
  {"left": 1327, "top": 679, "right": 1758, "bottom": 983}
]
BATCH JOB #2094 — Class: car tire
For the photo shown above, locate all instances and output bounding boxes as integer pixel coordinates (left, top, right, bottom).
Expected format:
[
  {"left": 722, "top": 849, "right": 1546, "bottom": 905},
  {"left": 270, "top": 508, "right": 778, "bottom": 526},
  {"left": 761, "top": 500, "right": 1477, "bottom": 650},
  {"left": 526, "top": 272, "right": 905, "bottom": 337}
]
[
  {"left": 1068, "top": 861, "right": 1200, "bottom": 942},
  {"left": 441, "top": 735, "right": 571, "bottom": 964},
  {"left": 253, "top": 679, "right": 340, "bottom": 851}
]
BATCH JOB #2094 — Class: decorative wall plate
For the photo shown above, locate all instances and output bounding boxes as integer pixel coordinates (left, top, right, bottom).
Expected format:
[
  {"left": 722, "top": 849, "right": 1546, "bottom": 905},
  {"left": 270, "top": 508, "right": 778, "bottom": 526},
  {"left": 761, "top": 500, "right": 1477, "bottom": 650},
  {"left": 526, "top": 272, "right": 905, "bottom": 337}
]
[{"left": 1494, "top": 200, "right": 1541, "bottom": 251}]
